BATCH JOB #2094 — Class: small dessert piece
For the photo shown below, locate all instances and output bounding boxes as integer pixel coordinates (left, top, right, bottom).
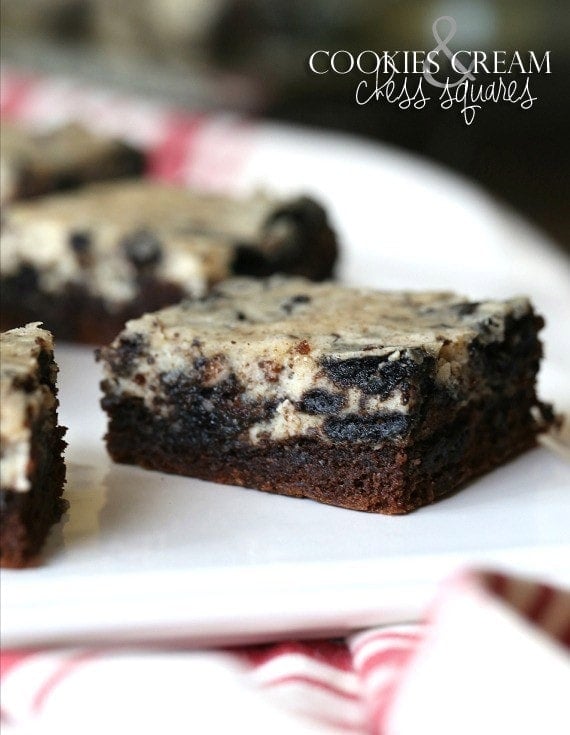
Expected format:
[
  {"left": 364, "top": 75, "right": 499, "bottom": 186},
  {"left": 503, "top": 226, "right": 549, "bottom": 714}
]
[
  {"left": 1, "top": 324, "right": 67, "bottom": 567},
  {"left": 0, "top": 122, "right": 144, "bottom": 206},
  {"left": 98, "top": 277, "right": 554, "bottom": 514},
  {"left": 0, "top": 182, "right": 338, "bottom": 344}
]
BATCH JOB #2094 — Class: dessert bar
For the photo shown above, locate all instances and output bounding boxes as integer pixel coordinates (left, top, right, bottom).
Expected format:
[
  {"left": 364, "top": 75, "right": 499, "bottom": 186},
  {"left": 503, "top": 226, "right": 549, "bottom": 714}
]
[
  {"left": 98, "top": 277, "right": 553, "bottom": 514},
  {"left": 1, "top": 324, "right": 67, "bottom": 567},
  {"left": 0, "top": 122, "right": 144, "bottom": 205},
  {"left": 1, "top": 182, "right": 338, "bottom": 344}
]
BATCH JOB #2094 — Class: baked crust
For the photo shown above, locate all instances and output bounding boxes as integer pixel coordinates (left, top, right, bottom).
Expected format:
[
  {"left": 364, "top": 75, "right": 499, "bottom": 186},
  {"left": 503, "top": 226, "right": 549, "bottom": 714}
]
[{"left": 102, "top": 389, "right": 540, "bottom": 514}]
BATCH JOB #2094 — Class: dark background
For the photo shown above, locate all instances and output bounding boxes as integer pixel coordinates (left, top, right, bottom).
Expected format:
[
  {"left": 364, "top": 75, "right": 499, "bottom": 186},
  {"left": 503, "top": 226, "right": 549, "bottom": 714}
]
[{"left": 2, "top": 0, "right": 568, "bottom": 251}]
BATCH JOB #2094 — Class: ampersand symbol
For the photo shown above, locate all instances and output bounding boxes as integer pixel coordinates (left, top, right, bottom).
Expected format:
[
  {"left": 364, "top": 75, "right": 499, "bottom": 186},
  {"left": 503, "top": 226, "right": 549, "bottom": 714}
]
[{"left": 423, "top": 16, "right": 476, "bottom": 89}]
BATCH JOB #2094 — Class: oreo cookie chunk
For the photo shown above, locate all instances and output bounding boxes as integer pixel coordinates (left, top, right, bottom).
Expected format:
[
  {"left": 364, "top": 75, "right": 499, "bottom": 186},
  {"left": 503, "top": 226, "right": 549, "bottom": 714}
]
[
  {"left": 1, "top": 323, "right": 67, "bottom": 567},
  {"left": 97, "top": 277, "right": 553, "bottom": 514},
  {"left": 1, "top": 181, "right": 338, "bottom": 344}
]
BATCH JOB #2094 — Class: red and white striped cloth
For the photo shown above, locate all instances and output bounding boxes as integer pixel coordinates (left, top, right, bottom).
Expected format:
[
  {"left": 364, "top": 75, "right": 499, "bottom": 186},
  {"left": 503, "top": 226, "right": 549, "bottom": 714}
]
[
  {"left": 1, "top": 570, "right": 569, "bottom": 734},
  {"left": 1, "top": 68, "right": 569, "bottom": 734}
]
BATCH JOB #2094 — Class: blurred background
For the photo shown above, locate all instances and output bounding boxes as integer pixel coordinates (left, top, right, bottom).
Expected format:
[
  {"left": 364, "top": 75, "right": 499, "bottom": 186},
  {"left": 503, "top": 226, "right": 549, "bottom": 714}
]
[{"left": 2, "top": 0, "right": 568, "bottom": 251}]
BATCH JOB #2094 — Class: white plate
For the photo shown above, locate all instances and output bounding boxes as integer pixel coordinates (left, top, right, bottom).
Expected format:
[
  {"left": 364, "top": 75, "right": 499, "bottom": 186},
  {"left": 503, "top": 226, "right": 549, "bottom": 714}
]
[{"left": 2, "top": 127, "right": 570, "bottom": 647}]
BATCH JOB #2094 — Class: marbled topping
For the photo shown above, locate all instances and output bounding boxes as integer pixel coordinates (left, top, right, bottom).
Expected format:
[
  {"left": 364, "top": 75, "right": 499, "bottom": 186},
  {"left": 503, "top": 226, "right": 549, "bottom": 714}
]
[
  {"left": 1, "top": 181, "right": 329, "bottom": 306},
  {"left": 1, "top": 323, "right": 57, "bottom": 492},
  {"left": 99, "top": 277, "right": 534, "bottom": 444}
]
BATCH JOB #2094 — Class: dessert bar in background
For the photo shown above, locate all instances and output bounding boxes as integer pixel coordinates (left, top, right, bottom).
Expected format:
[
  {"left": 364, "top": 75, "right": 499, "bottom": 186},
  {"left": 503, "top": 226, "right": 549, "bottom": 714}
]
[
  {"left": 0, "top": 323, "right": 67, "bottom": 568},
  {"left": 98, "top": 277, "right": 554, "bottom": 514},
  {"left": 0, "top": 122, "right": 145, "bottom": 205},
  {"left": 0, "top": 181, "right": 338, "bottom": 344}
]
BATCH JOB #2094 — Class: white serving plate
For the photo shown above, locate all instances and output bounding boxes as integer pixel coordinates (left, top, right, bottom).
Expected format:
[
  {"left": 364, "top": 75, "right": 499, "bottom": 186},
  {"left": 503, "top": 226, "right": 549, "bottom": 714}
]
[{"left": 2, "top": 126, "right": 569, "bottom": 647}]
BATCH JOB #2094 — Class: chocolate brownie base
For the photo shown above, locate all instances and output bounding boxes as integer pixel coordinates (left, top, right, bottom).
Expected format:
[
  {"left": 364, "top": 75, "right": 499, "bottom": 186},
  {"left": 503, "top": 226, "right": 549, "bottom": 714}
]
[
  {"left": 102, "top": 389, "right": 539, "bottom": 514},
  {"left": 1, "top": 422, "right": 67, "bottom": 568}
]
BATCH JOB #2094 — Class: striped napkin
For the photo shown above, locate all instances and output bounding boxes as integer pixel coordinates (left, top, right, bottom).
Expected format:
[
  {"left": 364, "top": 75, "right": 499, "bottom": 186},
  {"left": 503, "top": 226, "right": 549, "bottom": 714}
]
[{"left": 2, "top": 570, "right": 569, "bottom": 734}]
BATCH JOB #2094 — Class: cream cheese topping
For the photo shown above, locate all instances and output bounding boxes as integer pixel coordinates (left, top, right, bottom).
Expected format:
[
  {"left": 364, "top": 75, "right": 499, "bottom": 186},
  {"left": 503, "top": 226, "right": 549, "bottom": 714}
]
[
  {"left": 101, "top": 277, "right": 533, "bottom": 443},
  {"left": 1, "top": 323, "right": 56, "bottom": 492}
]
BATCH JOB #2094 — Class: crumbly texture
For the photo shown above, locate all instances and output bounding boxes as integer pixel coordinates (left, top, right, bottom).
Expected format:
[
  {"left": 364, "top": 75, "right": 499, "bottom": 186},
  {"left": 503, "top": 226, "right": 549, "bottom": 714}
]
[
  {"left": 0, "top": 122, "right": 144, "bottom": 205},
  {"left": 98, "top": 277, "right": 553, "bottom": 514},
  {"left": 1, "top": 324, "right": 67, "bottom": 567},
  {"left": 0, "top": 182, "right": 338, "bottom": 344}
]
